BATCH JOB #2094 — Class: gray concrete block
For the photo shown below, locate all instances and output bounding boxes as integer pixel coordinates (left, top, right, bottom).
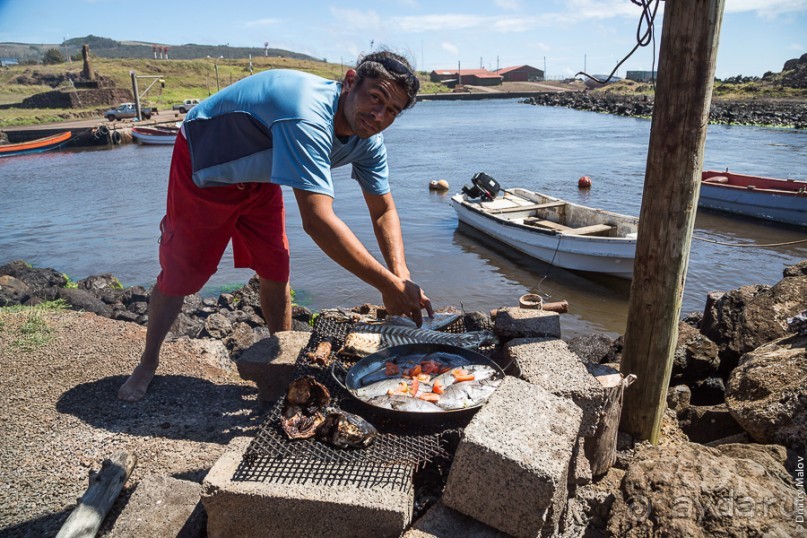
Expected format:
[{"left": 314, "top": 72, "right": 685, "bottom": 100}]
[
  {"left": 235, "top": 331, "right": 311, "bottom": 404},
  {"left": 109, "top": 474, "right": 204, "bottom": 538},
  {"left": 202, "top": 437, "right": 414, "bottom": 538},
  {"left": 403, "top": 500, "right": 511, "bottom": 538},
  {"left": 568, "top": 437, "right": 592, "bottom": 487},
  {"left": 494, "top": 307, "right": 561, "bottom": 340},
  {"left": 442, "top": 377, "right": 582, "bottom": 538},
  {"left": 506, "top": 338, "right": 605, "bottom": 436}
]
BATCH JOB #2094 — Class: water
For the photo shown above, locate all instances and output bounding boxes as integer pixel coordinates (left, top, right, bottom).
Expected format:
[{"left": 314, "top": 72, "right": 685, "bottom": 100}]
[{"left": 1, "top": 100, "right": 805, "bottom": 338}]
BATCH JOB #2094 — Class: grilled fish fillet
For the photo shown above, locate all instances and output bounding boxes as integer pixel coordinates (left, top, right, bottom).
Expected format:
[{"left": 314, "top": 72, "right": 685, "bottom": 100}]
[{"left": 338, "top": 323, "right": 496, "bottom": 358}]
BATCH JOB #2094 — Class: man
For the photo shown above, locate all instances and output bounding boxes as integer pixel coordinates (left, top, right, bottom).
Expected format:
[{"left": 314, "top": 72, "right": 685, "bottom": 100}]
[{"left": 118, "top": 50, "right": 432, "bottom": 402}]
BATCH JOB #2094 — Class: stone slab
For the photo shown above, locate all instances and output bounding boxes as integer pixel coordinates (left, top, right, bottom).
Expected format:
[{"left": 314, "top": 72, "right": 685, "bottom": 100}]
[
  {"left": 109, "top": 474, "right": 204, "bottom": 538},
  {"left": 235, "top": 331, "right": 311, "bottom": 404},
  {"left": 442, "top": 377, "right": 582, "bottom": 538},
  {"left": 202, "top": 437, "right": 414, "bottom": 538},
  {"left": 494, "top": 307, "right": 561, "bottom": 340},
  {"left": 505, "top": 338, "right": 605, "bottom": 436},
  {"left": 403, "top": 500, "right": 511, "bottom": 538}
]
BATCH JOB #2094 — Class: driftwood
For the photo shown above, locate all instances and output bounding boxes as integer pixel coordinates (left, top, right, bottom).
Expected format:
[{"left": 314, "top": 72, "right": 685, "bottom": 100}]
[
  {"left": 585, "top": 364, "right": 637, "bottom": 476},
  {"left": 56, "top": 451, "right": 137, "bottom": 538}
]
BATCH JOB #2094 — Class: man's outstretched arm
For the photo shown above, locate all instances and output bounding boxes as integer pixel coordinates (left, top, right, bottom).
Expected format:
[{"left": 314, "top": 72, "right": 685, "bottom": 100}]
[{"left": 293, "top": 188, "right": 429, "bottom": 325}]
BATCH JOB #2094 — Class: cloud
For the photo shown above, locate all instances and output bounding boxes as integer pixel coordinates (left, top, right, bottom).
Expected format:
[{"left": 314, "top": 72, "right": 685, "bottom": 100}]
[
  {"left": 330, "top": 7, "right": 383, "bottom": 29},
  {"left": 396, "top": 14, "right": 488, "bottom": 31},
  {"left": 495, "top": 0, "right": 522, "bottom": 10},
  {"left": 725, "top": 0, "right": 807, "bottom": 18},
  {"left": 442, "top": 42, "right": 459, "bottom": 56},
  {"left": 244, "top": 18, "right": 281, "bottom": 28},
  {"left": 790, "top": 43, "right": 805, "bottom": 50}
]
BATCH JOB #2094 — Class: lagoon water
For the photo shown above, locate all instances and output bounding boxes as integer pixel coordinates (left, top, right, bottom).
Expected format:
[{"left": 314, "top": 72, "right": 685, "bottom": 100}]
[{"left": 1, "top": 100, "right": 805, "bottom": 338}]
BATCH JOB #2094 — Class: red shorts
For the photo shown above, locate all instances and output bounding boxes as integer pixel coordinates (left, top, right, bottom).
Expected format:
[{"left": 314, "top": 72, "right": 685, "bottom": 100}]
[{"left": 156, "top": 131, "right": 290, "bottom": 296}]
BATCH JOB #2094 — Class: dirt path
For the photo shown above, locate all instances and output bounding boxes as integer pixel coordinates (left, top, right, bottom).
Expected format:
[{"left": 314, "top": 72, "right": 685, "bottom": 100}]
[{"left": 0, "top": 309, "right": 263, "bottom": 537}]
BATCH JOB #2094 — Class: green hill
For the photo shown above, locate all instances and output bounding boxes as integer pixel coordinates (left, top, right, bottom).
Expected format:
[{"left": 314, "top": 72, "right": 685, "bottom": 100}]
[{"left": 1, "top": 34, "right": 319, "bottom": 63}]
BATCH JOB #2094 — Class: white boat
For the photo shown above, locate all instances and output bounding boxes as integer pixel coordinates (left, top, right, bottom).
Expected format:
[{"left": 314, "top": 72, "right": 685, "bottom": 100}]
[
  {"left": 451, "top": 187, "right": 639, "bottom": 279},
  {"left": 700, "top": 170, "right": 807, "bottom": 227},
  {"left": 130, "top": 126, "right": 178, "bottom": 145}
]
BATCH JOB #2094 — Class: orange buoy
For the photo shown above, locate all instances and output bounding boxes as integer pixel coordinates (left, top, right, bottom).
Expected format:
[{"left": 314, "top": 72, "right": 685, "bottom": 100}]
[{"left": 578, "top": 175, "right": 592, "bottom": 189}]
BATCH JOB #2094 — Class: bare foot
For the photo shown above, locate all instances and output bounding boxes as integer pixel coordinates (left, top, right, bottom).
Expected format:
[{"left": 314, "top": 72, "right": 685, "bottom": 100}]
[{"left": 117, "top": 363, "right": 157, "bottom": 402}]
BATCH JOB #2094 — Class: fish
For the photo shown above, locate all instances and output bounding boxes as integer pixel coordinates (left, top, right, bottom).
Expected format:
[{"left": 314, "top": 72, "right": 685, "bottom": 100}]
[
  {"left": 430, "top": 364, "right": 500, "bottom": 392},
  {"left": 338, "top": 324, "right": 497, "bottom": 358},
  {"left": 436, "top": 379, "right": 500, "bottom": 410},
  {"left": 352, "top": 378, "right": 411, "bottom": 400},
  {"left": 367, "top": 394, "right": 445, "bottom": 413},
  {"left": 382, "top": 312, "right": 462, "bottom": 331},
  {"left": 315, "top": 409, "right": 378, "bottom": 448}
]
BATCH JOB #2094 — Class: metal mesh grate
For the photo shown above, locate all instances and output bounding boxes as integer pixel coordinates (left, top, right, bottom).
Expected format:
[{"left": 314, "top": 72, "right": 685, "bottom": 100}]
[{"left": 236, "top": 315, "right": 475, "bottom": 486}]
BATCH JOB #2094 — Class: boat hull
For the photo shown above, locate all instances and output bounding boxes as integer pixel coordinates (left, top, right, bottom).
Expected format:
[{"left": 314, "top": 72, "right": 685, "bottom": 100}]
[
  {"left": 0, "top": 131, "right": 72, "bottom": 157},
  {"left": 131, "top": 130, "right": 177, "bottom": 145},
  {"left": 700, "top": 171, "right": 807, "bottom": 227},
  {"left": 451, "top": 194, "right": 636, "bottom": 279}
]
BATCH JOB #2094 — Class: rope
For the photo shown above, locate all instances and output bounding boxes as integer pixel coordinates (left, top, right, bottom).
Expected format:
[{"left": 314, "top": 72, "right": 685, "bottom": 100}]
[
  {"left": 693, "top": 235, "right": 807, "bottom": 247},
  {"left": 576, "top": 0, "right": 661, "bottom": 86}
]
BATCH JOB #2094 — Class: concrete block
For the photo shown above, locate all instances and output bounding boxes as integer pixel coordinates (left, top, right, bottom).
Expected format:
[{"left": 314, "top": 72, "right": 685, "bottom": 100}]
[
  {"left": 403, "top": 500, "right": 510, "bottom": 538},
  {"left": 506, "top": 338, "right": 605, "bottom": 436},
  {"left": 202, "top": 437, "right": 414, "bottom": 538},
  {"left": 109, "top": 474, "right": 204, "bottom": 538},
  {"left": 568, "top": 437, "right": 592, "bottom": 487},
  {"left": 235, "top": 331, "right": 311, "bottom": 404},
  {"left": 494, "top": 307, "right": 561, "bottom": 340},
  {"left": 442, "top": 377, "right": 583, "bottom": 538}
]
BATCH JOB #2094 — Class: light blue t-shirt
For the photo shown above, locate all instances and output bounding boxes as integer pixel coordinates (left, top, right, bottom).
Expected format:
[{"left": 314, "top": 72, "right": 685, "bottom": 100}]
[{"left": 183, "top": 69, "right": 389, "bottom": 197}]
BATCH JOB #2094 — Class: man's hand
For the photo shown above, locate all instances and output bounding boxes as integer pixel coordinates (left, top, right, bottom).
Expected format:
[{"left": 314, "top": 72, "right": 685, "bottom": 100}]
[{"left": 381, "top": 278, "right": 434, "bottom": 327}]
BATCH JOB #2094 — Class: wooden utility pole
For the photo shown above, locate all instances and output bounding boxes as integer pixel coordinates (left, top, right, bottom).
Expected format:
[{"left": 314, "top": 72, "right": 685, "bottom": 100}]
[{"left": 620, "top": 0, "right": 725, "bottom": 443}]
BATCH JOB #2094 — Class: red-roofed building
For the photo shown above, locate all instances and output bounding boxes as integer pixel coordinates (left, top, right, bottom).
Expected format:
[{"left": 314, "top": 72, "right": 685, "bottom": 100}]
[
  {"left": 496, "top": 65, "right": 544, "bottom": 82},
  {"left": 430, "top": 68, "right": 503, "bottom": 86}
]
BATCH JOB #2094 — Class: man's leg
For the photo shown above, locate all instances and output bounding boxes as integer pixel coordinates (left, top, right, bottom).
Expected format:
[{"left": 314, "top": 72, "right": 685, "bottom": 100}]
[
  {"left": 117, "top": 286, "right": 184, "bottom": 402},
  {"left": 259, "top": 277, "right": 292, "bottom": 333}
]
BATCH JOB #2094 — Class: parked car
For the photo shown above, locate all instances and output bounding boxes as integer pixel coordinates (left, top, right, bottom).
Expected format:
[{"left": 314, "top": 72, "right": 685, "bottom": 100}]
[
  {"left": 104, "top": 103, "right": 155, "bottom": 121},
  {"left": 172, "top": 99, "right": 201, "bottom": 114}
]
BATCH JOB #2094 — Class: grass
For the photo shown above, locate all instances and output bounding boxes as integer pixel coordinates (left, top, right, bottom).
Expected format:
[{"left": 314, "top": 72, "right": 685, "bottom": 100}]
[
  {"left": 0, "top": 56, "right": 450, "bottom": 128},
  {"left": 0, "top": 300, "right": 69, "bottom": 350}
]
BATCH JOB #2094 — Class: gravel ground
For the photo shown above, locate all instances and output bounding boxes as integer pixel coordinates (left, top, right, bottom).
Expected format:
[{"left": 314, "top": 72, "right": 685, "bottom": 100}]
[{"left": 0, "top": 309, "right": 265, "bottom": 537}]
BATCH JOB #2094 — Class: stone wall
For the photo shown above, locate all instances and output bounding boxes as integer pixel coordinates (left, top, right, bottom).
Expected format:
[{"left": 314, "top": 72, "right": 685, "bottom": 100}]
[{"left": 20, "top": 88, "right": 133, "bottom": 109}]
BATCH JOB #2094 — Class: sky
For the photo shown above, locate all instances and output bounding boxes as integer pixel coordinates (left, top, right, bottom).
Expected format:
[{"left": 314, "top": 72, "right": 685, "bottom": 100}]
[{"left": 0, "top": 0, "right": 805, "bottom": 79}]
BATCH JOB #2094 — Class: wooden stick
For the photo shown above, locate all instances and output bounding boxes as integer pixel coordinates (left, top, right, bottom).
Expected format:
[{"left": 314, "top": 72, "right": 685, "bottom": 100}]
[
  {"left": 585, "top": 365, "right": 637, "bottom": 476},
  {"left": 620, "top": 0, "right": 725, "bottom": 443},
  {"left": 56, "top": 451, "right": 137, "bottom": 538}
]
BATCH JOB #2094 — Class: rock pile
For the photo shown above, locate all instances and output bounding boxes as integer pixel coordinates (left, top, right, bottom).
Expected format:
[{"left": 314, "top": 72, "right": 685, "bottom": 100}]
[{"left": 522, "top": 91, "right": 807, "bottom": 129}]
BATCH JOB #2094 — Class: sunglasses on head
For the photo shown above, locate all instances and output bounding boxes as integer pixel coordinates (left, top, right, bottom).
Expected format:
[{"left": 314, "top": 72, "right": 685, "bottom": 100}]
[{"left": 374, "top": 57, "right": 420, "bottom": 94}]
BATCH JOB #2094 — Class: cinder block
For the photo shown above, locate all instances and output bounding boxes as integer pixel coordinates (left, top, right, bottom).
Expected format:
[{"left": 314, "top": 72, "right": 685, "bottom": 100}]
[
  {"left": 403, "top": 500, "right": 511, "bottom": 538},
  {"left": 568, "top": 437, "right": 592, "bottom": 487},
  {"left": 109, "top": 474, "right": 204, "bottom": 538},
  {"left": 506, "top": 338, "right": 605, "bottom": 436},
  {"left": 202, "top": 437, "right": 414, "bottom": 538},
  {"left": 442, "top": 377, "right": 582, "bottom": 538},
  {"left": 236, "top": 331, "right": 311, "bottom": 404},
  {"left": 494, "top": 307, "right": 561, "bottom": 340}
]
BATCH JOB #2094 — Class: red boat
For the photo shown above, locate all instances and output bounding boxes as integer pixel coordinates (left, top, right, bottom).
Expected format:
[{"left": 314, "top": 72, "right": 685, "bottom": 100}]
[
  {"left": 700, "top": 170, "right": 807, "bottom": 227},
  {"left": 0, "top": 131, "right": 72, "bottom": 158}
]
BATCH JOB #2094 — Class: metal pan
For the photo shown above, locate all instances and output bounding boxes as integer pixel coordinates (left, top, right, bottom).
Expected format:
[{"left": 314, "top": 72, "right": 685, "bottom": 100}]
[{"left": 331, "top": 343, "right": 506, "bottom": 422}]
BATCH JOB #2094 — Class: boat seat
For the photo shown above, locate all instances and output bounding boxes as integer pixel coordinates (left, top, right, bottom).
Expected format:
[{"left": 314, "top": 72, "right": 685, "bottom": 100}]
[
  {"left": 490, "top": 201, "right": 566, "bottom": 214},
  {"left": 704, "top": 175, "right": 729, "bottom": 184},
  {"left": 523, "top": 218, "right": 572, "bottom": 232},
  {"left": 566, "top": 224, "right": 616, "bottom": 236}
]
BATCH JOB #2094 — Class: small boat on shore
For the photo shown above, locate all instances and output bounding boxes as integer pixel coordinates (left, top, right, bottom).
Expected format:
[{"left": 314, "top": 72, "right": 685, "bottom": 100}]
[
  {"left": 700, "top": 170, "right": 807, "bottom": 227},
  {"left": 0, "top": 131, "right": 72, "bottom": 158},
  {"left": 451, "top": 174, "right": 639, "bottom": 279},
  {"left": 131, "top": 125, "right": 178, "bottom": 145}
]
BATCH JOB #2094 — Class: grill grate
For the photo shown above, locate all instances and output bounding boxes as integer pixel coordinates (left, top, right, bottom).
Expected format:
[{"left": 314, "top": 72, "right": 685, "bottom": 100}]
[{"left": 236, "top": 314, "right": 474, "bottom": 486}]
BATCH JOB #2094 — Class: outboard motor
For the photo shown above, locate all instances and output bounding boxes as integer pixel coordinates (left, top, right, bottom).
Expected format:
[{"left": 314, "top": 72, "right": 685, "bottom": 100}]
[{"left": 461, "top": 172, "right": 502, "bottom": 201}]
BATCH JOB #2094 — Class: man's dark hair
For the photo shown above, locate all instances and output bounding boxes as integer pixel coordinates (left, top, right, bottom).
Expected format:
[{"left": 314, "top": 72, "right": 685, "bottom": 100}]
[{"left": 355, "top": 51, "right": 419, "bottom": 110}]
